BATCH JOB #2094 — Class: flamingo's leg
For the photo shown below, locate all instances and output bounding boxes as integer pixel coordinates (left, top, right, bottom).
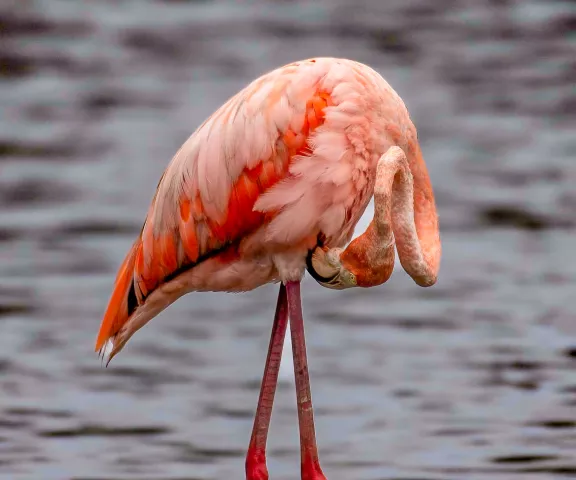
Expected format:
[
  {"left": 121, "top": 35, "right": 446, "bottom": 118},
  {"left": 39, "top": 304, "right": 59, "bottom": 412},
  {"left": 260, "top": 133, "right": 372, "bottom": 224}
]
[
  {"left": 286, "top": 280, "right": 327, "bottom": 480},
  {"left": 246, "top": 284, "right": 289, "bottom": 480}
]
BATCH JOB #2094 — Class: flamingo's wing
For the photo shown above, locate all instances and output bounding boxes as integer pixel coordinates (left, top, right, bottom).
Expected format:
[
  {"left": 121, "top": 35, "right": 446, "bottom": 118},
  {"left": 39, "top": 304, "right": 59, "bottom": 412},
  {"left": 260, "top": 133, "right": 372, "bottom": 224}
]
[{"left": 95, "top": 59, "right": 337, "bottom": 351}]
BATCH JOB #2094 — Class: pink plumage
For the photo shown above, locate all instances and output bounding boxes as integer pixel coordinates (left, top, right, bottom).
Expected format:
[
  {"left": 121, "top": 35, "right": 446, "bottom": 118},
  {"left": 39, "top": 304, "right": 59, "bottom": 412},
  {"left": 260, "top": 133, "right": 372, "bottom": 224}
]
[{"left": 95, "top": 57, "right": 441, "bottom": 480}]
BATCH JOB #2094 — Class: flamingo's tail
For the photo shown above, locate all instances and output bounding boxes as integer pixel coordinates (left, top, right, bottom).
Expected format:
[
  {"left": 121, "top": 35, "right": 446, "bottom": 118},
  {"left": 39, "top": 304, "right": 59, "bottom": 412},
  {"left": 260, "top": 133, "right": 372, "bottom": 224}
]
[{"left": 95, "top": 240, "right": 140, "bottom": 357}]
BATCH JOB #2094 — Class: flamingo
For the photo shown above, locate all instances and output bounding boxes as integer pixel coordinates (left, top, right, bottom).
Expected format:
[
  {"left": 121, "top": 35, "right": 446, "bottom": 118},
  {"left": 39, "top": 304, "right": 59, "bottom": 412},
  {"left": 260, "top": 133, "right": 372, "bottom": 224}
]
[{"left": 95, "top": 57, "right": 441, "bottom": 480}]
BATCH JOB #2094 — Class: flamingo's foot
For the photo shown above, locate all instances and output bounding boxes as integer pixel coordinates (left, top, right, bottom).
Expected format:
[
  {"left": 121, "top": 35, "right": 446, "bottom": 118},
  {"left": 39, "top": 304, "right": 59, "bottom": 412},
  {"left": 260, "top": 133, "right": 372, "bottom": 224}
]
[
  {"left": 302, "top": 456, "right": 327, "bottom": 480},
  {"left": 246, "top": 447, "right": 268, "bottom": 480}
]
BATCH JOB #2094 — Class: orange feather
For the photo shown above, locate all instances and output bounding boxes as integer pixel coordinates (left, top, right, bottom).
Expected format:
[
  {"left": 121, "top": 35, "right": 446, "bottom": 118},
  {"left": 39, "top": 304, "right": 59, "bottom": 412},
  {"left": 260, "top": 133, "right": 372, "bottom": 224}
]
[
  {"left": 95, "top": 91, "right": 332, "bottom": 351},
  {"left": 95, "top": 241, "right": 139, "bottom": 351}
]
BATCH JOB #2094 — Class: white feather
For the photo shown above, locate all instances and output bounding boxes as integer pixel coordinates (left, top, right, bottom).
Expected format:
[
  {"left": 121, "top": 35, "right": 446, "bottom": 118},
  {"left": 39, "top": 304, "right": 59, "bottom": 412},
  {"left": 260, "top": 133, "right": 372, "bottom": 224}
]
[{"left": 102, "top": 338, "right": 114, "bottom": 364}]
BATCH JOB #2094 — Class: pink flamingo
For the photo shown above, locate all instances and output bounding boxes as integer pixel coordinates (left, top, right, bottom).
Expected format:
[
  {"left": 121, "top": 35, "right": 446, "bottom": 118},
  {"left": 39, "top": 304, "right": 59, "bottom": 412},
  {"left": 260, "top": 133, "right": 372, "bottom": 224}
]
[{"left": 95, "top": 57, "right": 441, "bottom": 480}]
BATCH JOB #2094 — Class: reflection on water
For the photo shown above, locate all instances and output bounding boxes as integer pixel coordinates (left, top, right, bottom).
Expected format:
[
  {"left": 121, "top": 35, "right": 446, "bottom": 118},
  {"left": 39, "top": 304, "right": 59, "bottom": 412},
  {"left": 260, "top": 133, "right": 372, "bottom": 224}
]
[{"left": 1, "top": 0, "right": 575, "bottom": 479}]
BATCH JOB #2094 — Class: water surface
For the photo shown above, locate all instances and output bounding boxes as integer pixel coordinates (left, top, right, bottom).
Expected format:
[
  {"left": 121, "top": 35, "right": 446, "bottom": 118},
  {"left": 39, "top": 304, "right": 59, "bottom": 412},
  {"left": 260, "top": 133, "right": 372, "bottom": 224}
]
[{"left": 1, "top": 1, "right": 575, "bottom": 479}]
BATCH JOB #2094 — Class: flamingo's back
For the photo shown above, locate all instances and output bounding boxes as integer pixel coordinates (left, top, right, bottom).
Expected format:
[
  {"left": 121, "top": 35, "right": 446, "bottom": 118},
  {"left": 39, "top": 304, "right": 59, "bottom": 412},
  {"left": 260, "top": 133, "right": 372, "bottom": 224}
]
[{"left": 96, "top": 57, "right": 416, "bottom": 357}]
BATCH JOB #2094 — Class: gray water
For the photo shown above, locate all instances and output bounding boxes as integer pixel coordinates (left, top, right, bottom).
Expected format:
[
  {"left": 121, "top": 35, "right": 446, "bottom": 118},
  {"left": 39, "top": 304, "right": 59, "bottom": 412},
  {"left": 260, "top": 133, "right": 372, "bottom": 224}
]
[{"left": 1, "top": 1, "right": 576, "bottom": 479}]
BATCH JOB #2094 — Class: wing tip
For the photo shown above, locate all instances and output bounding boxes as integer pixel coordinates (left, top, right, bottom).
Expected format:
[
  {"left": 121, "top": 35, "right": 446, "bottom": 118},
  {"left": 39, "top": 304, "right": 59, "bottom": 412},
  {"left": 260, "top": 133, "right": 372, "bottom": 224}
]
[
  {"left": 96, "top": 338, "right": 115, "bottom": 367},
  {"left": 95, "top": 240, "right": 140, "bottom": 358}
]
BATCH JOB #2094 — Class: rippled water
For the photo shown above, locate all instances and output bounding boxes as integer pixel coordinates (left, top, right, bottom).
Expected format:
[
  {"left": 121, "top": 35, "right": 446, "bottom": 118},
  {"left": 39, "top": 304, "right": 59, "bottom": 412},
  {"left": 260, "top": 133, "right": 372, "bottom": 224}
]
[{"left": 1, "top": 1, "right": 575, "bottom": 479}]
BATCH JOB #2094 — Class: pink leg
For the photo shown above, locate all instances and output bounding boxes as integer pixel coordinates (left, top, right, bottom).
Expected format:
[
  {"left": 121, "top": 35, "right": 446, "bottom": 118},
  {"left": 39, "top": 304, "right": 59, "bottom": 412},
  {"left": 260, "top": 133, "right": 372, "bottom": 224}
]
[
  {"left": 246, "top": 284, "right": 288, "bottom": 480},
  {"left": 286, "top": 281, "right": 327, "bottom": 480}
]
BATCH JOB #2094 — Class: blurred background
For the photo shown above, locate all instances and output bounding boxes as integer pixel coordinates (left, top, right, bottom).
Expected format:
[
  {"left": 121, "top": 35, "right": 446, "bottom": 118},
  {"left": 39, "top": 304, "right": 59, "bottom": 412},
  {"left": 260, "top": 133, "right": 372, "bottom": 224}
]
[{"left": 1, "top": 0, "right": 575, "bottom": 479}]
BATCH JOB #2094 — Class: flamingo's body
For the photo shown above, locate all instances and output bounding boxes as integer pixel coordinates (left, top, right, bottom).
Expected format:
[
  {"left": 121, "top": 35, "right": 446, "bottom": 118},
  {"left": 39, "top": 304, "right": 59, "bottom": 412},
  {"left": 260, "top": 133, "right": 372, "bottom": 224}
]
[{"left": 96, "top": 57, "right": 441, "bottom": 480}]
